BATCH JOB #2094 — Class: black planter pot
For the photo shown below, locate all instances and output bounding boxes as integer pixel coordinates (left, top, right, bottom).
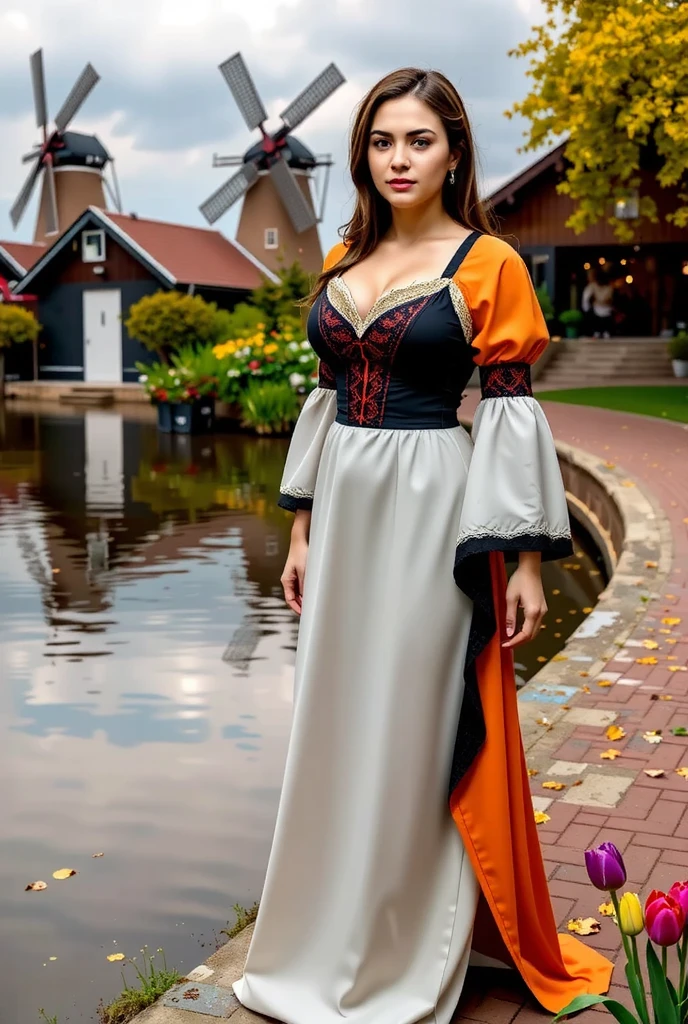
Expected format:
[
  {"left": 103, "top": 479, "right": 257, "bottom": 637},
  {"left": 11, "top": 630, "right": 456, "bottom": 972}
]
[
  {"left": 156, "top": 402, "right": 173, "bottom": 433},
  {"left": 169, "top": 399, "right": 216, "bottom": 434}
]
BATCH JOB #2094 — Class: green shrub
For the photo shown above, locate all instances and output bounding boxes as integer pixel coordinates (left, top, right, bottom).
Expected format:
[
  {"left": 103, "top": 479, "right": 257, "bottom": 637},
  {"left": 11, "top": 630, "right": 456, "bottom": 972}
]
[
  {"left": 212, "top": 303, "right": 266, "bottom": 344},
  {"left": 239, "top": 381, "right": 300, "bottom": 434},
  {"left": 559, "top": 308, "right": 584, "bottom": 325},
  {"left": 668, "top": 332, "right": 688, "bottom": 361},
  {"left": 535, "top": 283, "right": 555, "bottom": 322},
  {"left": 0, "top": 304, "right": 40, "bottom": 392},
  {"left": 125, "top": 291, "right": 217, "bottom": 360}
]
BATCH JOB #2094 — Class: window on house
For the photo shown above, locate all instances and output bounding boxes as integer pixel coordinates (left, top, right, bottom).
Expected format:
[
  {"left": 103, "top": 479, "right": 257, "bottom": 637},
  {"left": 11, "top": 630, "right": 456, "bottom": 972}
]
[
  {"left": 265, "top": 228, "right": 279, "bottom": 250},
  {"left": 82, "top": 229, "right": 106, "bottom": 263},
  {"left": 614, "top": 191, "right": 639, "bottom": 220}
]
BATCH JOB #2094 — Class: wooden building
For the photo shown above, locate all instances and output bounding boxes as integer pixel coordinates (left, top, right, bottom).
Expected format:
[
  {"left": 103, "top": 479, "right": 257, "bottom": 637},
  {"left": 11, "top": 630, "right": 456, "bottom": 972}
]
[
  {"left": 12, "top": 207, "right": 278, "bottom": 383},
  {"left": 489, "top": 142, "right": 688, "bottom": 336}
]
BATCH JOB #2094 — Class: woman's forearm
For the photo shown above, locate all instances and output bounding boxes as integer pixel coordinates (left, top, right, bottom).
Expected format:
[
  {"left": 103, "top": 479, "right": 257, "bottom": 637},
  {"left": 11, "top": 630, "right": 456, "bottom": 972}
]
[
  {"left": 518, "top": 550, "right": 542, "bottom": 571},
  {"left": 292, "top": 509, "right": 312, "bottom": 544}
]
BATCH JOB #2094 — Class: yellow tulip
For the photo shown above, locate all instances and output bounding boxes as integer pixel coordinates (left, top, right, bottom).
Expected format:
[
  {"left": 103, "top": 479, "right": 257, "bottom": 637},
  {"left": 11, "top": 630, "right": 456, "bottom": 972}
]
[{"left": 618, "top": 892, "right": 644, "bottom": 936}]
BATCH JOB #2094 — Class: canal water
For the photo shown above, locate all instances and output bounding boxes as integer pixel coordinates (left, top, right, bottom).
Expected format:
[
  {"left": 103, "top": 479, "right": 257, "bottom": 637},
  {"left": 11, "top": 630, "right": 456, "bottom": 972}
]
[{"left": 0, "top": 405, "right": 605, "bottom": 1023}]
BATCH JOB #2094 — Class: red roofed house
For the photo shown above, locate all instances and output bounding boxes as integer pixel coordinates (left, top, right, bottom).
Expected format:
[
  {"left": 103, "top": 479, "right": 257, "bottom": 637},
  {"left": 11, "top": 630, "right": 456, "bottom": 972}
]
[
  {"left": 11, "top": 207, "right": 278, "bottom": 383},
  {"left": 0, "top": 240, "right": 46, "bottom": 283}
]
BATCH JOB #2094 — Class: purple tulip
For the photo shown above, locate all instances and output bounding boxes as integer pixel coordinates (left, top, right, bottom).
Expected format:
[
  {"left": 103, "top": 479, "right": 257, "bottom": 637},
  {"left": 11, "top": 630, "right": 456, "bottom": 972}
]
[
  {"left": 645, "top": 891, "right": 685, "bottom": 946},
  {"left": 584, "top": 842, "right": 627, "bottom": 891}
]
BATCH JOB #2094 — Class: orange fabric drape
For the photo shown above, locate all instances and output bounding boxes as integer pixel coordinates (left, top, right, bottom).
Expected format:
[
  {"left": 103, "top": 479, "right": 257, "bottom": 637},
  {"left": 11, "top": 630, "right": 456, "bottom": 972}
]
[{"left": 451, "top": 552, "right": 613, "bottom": 1013}]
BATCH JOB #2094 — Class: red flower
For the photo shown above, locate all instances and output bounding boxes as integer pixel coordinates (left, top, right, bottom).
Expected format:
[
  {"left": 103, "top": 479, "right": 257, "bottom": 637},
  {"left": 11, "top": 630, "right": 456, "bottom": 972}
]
[
  {"left": 645, "top": 890, "right": 685, "bottom": 946},
  {"left": 156, "top": 389, "right": 168, "bottom": 402},
  {"left": 668, "top": 881, "right": 688, "bottom": 919},
  {"left": 248, "top": 360, "right": 261, "bottom": 370},
  {"left": 186, "top": 387, "right": 199, "bottom": 399}
]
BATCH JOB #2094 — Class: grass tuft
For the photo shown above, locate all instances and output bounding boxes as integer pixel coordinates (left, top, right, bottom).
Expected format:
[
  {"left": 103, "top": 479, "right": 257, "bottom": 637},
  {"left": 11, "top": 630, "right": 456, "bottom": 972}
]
[
  {"left": 97, "top": 946, "right": 180, "bottom": 1024},
  {"left": 221, "top": 901, "right": 260, "bottom": 941}
]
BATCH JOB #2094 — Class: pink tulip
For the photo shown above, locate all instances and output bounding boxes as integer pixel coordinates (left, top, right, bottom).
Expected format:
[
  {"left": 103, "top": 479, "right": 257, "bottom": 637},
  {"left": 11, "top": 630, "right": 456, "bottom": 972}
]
[
  {"left": 645, "top": 890, "right": 685, "bottom": 946},
  {"left": 668, "top": 881, "right": 688, "bottom": 923}
]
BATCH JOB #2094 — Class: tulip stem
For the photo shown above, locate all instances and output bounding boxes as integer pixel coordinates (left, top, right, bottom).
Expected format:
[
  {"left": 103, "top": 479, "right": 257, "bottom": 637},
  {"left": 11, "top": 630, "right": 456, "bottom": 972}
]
[
  {"left": 630, "top": 934, "right": 650, "bottom": 1024},
  {"left": 662, "top": 945, "right": 668, "bottom": 976},
  {"left": 679, "top": 932, "right": 688, "bottom": 1007}
]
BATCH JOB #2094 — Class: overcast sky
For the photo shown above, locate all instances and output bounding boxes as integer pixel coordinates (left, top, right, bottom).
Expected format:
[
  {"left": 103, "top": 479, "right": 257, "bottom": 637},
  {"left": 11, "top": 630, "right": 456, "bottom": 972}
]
[{"left": 0, "top": 0, "right": 549, "bottom": 250}]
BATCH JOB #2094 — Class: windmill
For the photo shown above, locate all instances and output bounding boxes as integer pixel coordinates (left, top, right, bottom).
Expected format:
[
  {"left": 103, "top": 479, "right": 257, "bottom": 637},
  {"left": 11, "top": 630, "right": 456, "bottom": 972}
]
[
  {"left": 200, "top": 53, "right": 345, "bottom": 274},
  {"left": 10, "top": 49, "right": 122, "bottom": 244}
]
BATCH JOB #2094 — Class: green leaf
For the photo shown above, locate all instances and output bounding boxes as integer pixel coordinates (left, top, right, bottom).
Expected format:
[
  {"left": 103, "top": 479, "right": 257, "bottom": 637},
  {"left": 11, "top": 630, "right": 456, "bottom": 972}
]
[
  {"left": 552, "top": 993, "right": 640, "bottom": 1023},
  {"left": 672, "top": 727, "right": 688, "bottom": 737},
  {"left": 647, "top": 939, "right": 679, "bottom": 1024},
  {"left": 626, "top": 960, "right": 650, "bottom": 1024}
]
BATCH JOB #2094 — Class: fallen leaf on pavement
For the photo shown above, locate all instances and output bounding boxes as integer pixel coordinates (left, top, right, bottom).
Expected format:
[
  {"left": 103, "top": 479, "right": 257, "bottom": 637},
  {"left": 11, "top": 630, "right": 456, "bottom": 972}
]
[
  {"left": 643, "top": 769, "right": 666, "bottom": 778},
  {"left": 645, "top": 561, "right": 658, "bottom": 569},
  {"left": 542, "top": 781, "right": 566, "bottom": 791},
  {"left": 606, "top": 725, "right": 626, "bottom": 741},
  {"left": 597, "top": 680, "right": 613, "bottom": 688},
  {"left": 534, "top": 811, "right": 551, "bottom": 825},
  {"left": 643, "top": 731, "right": 662, "bottom": 744},
  {"left": 582, "top": 685, "right": 591, "bottom": 694},
  {"left": 552, "top": 655, "right": 568, "bottom": 662},
  {"left": 25, "top": 881, "right": 48, "bottom": 891},
  {"left": 568, "top": 918, "right": 601, "bottom": 936},
  {"left": 676, "top": 768, "right": 688, "bottom": 779},
  {"left": 642, "top": 640, "right": 659, "bottom": 650},
  {"left": 636, "top": 657, "right": 659, "bottom": 665},
  {"left": 662, "top": 618, "right": 681, "bottom": 626},
  {"left": 536, "top": 717, "right": 550, "bottom": 726},
  {"left": 598, "top": 902, "right": 615, "bottom": 917},
  {"left": 601, "top": 749, "right": 622, "bottom": 760},
  {"left": 668, "top": 666, "right": 687, "bottom": 673},
  {"left": 107, "top": 953, "right": 126, "bottom": 962},
  {"left": 52, "top": 869, "right": 77, "bottom": 880},
  {"left": 527, "top": 769, "right": 539, "bottom": 777},
  {"left": 672, "top": 727, "right": 688, "bottom": 736},
  {"left": 92, "top": 853, "right": 105, "bottom": 858}
]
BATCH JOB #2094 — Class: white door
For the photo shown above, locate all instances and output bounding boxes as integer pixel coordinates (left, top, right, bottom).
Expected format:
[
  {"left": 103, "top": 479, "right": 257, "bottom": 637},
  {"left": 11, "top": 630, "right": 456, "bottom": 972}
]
[
  {"left": 85, "top": 411, "right": 124, "bottom": 516},
  {"left": 83, "top": 289, "right": 122, "bottom": 382}
]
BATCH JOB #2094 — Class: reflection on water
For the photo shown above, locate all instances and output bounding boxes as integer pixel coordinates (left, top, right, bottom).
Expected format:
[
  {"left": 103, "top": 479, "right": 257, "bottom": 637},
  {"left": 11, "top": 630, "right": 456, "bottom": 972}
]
[{"left": 0, "top": 406, "right": 605, "bottom": 1022}]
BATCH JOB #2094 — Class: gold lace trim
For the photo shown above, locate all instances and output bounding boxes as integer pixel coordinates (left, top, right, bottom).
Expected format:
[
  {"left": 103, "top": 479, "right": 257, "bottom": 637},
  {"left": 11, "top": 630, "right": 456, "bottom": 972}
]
[{"left": 327, "top": 276, "right": 473, "bottom": 342}]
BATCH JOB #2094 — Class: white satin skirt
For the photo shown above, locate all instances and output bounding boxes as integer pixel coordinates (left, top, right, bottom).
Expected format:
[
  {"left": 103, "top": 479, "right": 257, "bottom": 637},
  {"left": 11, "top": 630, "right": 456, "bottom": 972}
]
[{"left": 233, "top": 420, "right": 481, "bottom": 1024}]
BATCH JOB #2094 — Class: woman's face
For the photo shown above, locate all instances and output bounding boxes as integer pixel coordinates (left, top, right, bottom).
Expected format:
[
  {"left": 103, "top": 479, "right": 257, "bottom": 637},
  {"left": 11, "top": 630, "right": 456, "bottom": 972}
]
[{"left": 367, "top": 94, "right": 457, "bottom": 209}]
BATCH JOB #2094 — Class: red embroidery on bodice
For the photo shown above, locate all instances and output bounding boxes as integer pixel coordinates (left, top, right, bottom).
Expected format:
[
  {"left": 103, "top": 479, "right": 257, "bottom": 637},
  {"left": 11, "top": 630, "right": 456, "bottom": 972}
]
[{"left": 318, "top": 295, "right": 435, "bottom": 427}]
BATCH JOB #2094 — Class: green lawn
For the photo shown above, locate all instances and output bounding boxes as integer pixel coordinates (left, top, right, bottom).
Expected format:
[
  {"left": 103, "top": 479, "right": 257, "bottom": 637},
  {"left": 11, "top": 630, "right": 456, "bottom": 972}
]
[{"left": 536, "top": 386, "right": 688, "bottom": 423}]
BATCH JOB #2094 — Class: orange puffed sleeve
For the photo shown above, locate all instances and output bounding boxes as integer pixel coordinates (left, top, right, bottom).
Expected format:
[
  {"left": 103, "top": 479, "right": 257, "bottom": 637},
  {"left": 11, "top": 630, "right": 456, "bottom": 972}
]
[
  {"left": 454, "top": 235, "right": 549, "bottom": 365},
  {"left": 322, "top": 241, "right": 349, "bottom": 272}
]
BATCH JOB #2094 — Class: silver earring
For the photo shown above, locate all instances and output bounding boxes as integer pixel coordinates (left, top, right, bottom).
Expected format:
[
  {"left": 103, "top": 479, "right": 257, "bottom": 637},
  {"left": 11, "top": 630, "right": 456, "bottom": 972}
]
[{"left": 449, "top": 168, "right": 456, "bottom": 185}]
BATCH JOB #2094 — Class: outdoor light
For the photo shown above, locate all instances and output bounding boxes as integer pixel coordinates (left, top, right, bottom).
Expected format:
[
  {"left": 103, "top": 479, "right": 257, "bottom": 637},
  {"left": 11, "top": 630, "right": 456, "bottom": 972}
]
[
  {"left": 682, "top": 261, "right": 688, "bottom": 276},
  {"left": 626, "top": 275, "right": 633, "bottom": 284},
  {"left": 633, "top": 245, "right": 640, "bottom": 251},
  {"left": 620, "top": 259, "right": 627, "bottom": 266},
  {"left": 584, "top": 262, "right": 591, "bottom": 270},
  {"left": 598, "top": 257, "right": 606, "bottom": 264}
]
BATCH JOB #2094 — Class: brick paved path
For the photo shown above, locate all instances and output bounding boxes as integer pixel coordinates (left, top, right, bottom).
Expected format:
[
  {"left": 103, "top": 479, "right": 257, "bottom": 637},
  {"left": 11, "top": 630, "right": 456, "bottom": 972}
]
[{"left": 454, "top": 395, "right": 688, "bottom": 1024}]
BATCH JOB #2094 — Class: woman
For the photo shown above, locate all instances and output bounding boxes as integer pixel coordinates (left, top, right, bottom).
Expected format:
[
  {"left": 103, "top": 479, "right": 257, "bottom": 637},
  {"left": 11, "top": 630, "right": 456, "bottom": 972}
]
[
  {"left": 582, "top": 268, "right": 615, "bottom": 338},
  {"left": 232, "top": 68, "right": 613, "bottom": 1023}
]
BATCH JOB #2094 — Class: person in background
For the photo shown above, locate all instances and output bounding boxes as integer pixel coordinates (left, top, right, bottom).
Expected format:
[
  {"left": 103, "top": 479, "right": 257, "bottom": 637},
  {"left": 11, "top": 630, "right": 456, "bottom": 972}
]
[{"left": 582, "top": 267, "right": 615, "bottom": 338}]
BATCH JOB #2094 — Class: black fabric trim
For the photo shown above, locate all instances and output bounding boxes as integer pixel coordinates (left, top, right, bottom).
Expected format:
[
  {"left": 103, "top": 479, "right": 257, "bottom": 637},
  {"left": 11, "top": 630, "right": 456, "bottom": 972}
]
[
  {"left": 441, "top": 230, "right": 483, "bottom": 279},
  {"left": 277, "top": 494, "right": 314, "bottom": 513},
  {"left": 448, "top": 530, "right": 574, "bottom": 798},
  {"left": 456, "top": 532, "right": 574, "bottom": 564}
]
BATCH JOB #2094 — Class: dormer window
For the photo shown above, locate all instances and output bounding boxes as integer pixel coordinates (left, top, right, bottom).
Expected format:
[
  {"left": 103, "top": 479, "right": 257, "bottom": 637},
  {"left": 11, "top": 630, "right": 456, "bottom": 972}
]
[
  {"left": 82, "top": 229, "right": 106, "bottom": 263},
  {"left": 265, "top": 228, "right": 279, "bottom": 250}
]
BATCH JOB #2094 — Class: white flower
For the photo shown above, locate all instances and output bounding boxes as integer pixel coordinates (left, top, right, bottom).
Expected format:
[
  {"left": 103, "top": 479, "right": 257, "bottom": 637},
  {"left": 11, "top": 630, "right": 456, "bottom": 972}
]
[
  {"left": 299, "top": 354, "right": 311, "bottom": 363},
  {"left": 138, "top": 374, "right": 148, "bottom": 383},
  {"left": 300, "top": 340, "right": 311, "bottom": 350},
  {"left": 227, "top": 369, "right": 240, "bottom": 378},
  {"left": 288, "top": 342, "right": 300, "bottom": 352},
  {"left": 174, "top": 378, "right": 180, "bottom": 385},
  {"left": 289, "top": 372, "right": 306, "bottom": 387},
  {"left": 241, "top": 346, "right": 251, "bottom": 357}
]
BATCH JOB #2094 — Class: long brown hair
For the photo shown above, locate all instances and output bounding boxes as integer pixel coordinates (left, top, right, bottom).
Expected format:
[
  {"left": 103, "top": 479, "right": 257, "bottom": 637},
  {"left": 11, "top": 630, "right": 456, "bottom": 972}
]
[{"left": 301, "top": 67, "right": 499, "bottom": 308}]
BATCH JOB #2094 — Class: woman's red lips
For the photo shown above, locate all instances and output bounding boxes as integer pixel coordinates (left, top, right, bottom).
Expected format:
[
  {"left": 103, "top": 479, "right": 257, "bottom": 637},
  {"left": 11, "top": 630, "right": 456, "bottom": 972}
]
[{"left": 389, "top": 179, "right": 414, "bottom": 184}]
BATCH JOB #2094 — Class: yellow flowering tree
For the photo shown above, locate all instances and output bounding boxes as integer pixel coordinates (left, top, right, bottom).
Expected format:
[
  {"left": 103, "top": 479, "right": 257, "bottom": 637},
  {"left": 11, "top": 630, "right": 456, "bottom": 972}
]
[
  {"left": 507, "top": 0, "right": 688, "bottom": 241},
  {"left": 0, "top": 304, "right": 40, "bottom": 395}
]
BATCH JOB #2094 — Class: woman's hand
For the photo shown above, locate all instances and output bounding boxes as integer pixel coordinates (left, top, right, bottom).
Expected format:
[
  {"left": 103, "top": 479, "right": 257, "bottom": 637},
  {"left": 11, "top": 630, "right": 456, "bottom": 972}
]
[
  {"left": 502, "top": 553, "right": 547, "bottom": 649},
  {"left": 281, "top": 511, "right": 311, "bottom": 615}
]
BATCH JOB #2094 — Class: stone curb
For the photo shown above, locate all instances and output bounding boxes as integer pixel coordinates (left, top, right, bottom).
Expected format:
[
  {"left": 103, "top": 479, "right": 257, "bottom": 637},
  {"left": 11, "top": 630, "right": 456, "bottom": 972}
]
[{"left": 126, "top": 440, "right": 673, "bottom": 1022}]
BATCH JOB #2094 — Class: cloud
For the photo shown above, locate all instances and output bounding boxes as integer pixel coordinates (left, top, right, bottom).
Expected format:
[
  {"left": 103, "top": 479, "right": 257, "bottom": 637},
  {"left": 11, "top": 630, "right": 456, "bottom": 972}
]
[{"left": 0, "top": 0, "right": 546, "bottom": 246}]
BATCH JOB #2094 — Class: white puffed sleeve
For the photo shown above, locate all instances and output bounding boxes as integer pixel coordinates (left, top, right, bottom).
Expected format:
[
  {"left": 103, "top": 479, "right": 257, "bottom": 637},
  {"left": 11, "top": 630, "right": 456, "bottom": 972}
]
[
  {"left": 454, "top": 241, "right": 573, "bottom": 568},
  {"left": 277, "top": 367, "right": 337, "bottom": 512}
]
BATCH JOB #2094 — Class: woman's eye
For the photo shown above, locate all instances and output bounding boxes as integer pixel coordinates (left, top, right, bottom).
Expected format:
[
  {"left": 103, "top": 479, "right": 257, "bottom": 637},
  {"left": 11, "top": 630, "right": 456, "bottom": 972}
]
[{"left": 372, "top": 139, "right": 430, "bottom": 149}]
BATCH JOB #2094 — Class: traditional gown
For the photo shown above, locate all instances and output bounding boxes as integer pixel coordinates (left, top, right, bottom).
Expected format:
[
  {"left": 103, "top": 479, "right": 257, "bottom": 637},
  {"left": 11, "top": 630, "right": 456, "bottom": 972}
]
[{"left": 232, "top": 231, "right": 613, "bottom": 1023}]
